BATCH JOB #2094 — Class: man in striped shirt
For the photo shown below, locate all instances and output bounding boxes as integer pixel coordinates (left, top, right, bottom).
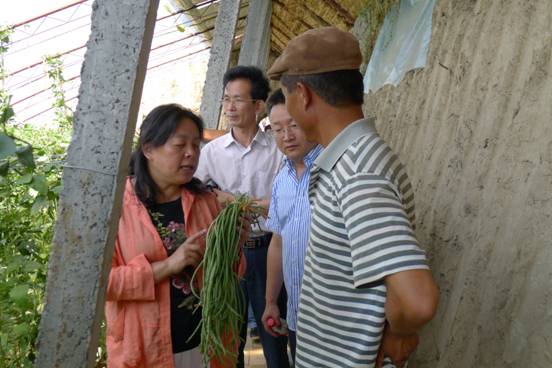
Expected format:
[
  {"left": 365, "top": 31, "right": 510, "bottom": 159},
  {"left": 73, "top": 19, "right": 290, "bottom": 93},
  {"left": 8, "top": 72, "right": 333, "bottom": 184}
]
[
  {"left": 267, "top": 27, "right": 439, "bottom": 368},
  {"left": 261, "top": 89, "right": 323, "bottom": 364}
]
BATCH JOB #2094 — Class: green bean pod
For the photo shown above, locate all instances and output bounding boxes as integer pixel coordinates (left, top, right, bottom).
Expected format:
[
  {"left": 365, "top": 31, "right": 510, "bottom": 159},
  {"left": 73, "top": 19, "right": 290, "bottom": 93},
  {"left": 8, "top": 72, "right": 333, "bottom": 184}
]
[{"left": 190, "top": 195, "right": 255, "bottom": 367}]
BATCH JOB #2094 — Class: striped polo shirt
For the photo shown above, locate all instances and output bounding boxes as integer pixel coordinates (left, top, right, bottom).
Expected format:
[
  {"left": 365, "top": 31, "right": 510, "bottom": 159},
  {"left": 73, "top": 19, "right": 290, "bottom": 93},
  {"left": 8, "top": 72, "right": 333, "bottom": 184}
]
[
  {"left": 295, "top": 118, "right": 428, "bottom": 368},
  {"left": 266, "top": 145, "right": 323, "bottom": 332}
]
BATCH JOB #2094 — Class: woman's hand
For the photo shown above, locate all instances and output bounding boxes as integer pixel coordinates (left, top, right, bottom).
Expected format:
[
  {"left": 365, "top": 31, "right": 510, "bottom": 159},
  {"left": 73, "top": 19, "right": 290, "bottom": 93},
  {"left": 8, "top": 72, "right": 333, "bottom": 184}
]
[
  {"left": 213, "top": 189, "right": 235, "bottom": 206},
  {"left": 153, "top": 230, "right": 206, "bottom": 283},
  {"left": 167, "top": 230, "right": 207, "bottom": 275}
]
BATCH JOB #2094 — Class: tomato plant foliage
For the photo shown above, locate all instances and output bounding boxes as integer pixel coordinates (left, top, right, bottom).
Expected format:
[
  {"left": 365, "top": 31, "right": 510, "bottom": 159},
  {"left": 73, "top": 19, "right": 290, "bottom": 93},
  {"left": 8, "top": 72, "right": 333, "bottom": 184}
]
[{"left": 0, "top": 24, "right": 113, "bottom": 367}]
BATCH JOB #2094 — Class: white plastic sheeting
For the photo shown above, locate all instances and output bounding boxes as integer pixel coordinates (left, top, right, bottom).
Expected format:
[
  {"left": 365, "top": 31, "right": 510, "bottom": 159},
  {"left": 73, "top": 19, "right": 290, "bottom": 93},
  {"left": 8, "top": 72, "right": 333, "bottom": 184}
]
[{"left": 364, "top": 0, "right": 436, "bottom": 93}]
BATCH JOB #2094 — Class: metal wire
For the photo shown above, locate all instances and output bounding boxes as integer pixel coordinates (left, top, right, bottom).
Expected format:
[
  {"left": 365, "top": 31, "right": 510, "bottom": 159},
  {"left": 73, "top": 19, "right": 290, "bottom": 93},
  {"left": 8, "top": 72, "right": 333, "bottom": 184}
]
[{"left": 6, "top": 0, "right": 249, "bottom": 124}]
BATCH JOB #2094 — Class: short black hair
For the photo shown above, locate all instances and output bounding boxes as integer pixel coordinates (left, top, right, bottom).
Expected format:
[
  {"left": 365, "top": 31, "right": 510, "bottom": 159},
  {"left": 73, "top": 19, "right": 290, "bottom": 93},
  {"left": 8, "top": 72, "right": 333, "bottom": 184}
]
[
  {"left": 266, "top": 88, "right": 286, "bottom": 115},
  {"left": 129, "top": 104, "right": 205, "bottom": 206},
  {"left": 280, "top": 70, "right": 364, "bottom": 107},
  {"left": 223, "top": 65, "right": 270, "bottom": 101}
]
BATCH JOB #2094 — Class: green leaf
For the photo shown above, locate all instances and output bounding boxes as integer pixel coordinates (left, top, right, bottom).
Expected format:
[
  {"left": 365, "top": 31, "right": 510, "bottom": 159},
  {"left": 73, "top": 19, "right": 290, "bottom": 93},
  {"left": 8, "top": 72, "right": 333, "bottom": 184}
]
[
  {"left": 51, "top": 184, "right": 62, "bottom": 194},
  {"left": 0, "top": 106, "right": 14, "bottom": 125},
  {"left": 31, "top": 174, "right": 48, "bottom": 195},
  {"left": 21, "top": 357, "right": 34, "bottom": 368},
  {"left": 13, "top": 323, "right": 29, "bottom": 336},
  {"left": 47, "top": 190, "right": 59, "bottom": 201},
  {"left": 15, "top": 173, "right": 33, "bottom": 184},
  {"left": 0, "top": 133, "right": 16, "bottom": 159},
  {"left": 176, "top": 24, "right": 186, "bottom": 33},
  {"left": 7, "top": 255, "right": 26, "bottom": 272},
  {"left": 0, "top": 333, "right": 7, "bottom": 349},
  {"left": 31, "top": 195, "right": 49, "bottom": 213},
  {"left": 24, "top": 260, "right": 42, "bottom": 273},
  {"left": 43, "top": 163, "right": 55, "bottom": 172},
  {"left": 0, "top": 160, "right": 8, "bottom": 176},
  {"left": 16, "top": 145, "right": 35, "bottom": 168},
  {"left": 9, "top": 284, "right": 29, "bottom": 303}
]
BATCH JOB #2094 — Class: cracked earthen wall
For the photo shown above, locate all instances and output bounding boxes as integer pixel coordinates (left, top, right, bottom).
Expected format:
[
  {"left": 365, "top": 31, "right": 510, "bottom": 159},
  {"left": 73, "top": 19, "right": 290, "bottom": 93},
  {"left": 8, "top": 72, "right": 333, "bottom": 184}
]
[{"left": 353, "top": 1, "right": 552, "bottom": 367}]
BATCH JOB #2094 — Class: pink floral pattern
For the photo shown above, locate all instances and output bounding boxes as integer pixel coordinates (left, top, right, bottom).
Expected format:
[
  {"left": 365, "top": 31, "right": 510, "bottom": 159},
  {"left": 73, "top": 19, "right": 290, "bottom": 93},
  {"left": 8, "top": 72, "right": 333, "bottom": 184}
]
[{"left": 149, "top": 212, "right": 199, "bottom": 303}]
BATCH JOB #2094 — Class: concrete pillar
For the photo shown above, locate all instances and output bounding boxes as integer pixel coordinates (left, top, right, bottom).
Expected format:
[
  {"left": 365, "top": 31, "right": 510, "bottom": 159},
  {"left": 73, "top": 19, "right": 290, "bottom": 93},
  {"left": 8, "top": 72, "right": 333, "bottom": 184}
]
[
  {"left": 238, "top": 0, "right": 272, "bottom": 69},
  {"left": 35, "top": 0, "right": 159, "bottom": 367},
  {"left": 200, "top": 0, "right": 242, "bottom": 129}
]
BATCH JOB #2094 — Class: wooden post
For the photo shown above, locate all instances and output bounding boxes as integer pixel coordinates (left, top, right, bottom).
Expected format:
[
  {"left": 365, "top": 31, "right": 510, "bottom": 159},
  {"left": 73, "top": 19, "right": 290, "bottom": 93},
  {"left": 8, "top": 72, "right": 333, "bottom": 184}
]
[
  {"left": 35, "top": 0, "right": 159, "bottom": 366},
  {"left": 199, "top": 0, "right": 242, "bottom": 129},
  {"left": 238, "top": 0, "right": 272, "bottom": 69}
]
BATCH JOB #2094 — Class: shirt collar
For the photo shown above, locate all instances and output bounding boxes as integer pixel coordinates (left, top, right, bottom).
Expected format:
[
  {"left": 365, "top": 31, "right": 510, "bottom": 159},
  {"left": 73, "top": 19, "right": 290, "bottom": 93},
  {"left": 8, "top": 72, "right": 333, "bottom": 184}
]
[
  {"left": 223, "top": 128, "right": 270, "bottom": 148},
  {"left": 314, "top": 117, "right": 376, "bottom": 172},
  {"left": 284, "top": 144, "right": 323, "bottom": 170}
]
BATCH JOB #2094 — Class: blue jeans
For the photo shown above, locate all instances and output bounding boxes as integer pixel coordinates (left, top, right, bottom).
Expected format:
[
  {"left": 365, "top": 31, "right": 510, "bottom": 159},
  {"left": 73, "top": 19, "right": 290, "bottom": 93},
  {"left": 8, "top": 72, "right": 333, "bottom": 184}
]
[{"left": 236, "top": 234, "right": 289, "bottom": 368}]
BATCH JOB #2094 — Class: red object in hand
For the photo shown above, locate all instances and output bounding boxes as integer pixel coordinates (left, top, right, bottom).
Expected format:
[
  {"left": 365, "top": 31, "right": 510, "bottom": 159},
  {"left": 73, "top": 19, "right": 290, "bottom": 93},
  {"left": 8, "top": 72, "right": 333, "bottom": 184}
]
[{"left": 267, "top": 318, "right": 288, "bottom": 335}]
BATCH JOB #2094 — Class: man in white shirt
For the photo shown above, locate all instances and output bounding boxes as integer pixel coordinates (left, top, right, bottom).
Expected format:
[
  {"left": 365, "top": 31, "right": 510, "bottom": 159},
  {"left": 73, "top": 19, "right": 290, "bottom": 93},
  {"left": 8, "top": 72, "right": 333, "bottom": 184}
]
[{"left": 195, "top": 66, "right": 288, "bottom": 368}]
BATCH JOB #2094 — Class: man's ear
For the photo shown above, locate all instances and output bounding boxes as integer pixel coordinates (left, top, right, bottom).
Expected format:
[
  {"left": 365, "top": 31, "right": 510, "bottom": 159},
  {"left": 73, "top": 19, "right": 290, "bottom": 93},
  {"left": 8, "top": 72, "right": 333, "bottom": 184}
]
[
  {"left": 296, "top": 82, "right": 312, "bottom": 112},
  {"left": 254, "top": 99, "right": 266, "bottom": 116}
]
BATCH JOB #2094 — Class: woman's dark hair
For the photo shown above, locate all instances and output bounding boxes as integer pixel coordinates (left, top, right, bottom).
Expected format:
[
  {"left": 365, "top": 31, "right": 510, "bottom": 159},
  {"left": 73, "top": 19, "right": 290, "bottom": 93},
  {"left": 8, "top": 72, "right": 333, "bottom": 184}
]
[{"left": 129, "top": 103, "right": 205, "bottom": 206}]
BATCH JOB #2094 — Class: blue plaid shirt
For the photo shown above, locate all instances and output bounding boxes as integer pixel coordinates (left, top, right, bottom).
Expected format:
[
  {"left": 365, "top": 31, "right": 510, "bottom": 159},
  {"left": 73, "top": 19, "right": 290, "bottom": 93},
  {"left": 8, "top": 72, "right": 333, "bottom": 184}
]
[{"left": 266, "top": 145, "right": 323, "bottom": 331}]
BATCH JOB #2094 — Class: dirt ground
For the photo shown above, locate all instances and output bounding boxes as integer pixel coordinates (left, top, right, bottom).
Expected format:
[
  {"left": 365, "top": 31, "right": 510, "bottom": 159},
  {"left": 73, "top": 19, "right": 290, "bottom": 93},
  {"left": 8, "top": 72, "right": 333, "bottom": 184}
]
[{"left": 244, "top": 332, "right": 267, "bottom": 368}]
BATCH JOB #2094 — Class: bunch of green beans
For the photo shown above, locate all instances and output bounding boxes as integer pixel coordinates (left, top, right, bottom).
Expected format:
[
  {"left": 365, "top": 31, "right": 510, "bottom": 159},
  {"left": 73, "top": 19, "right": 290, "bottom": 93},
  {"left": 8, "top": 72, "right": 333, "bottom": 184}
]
[{"left": 190, "top": 195, "right": 254, "bottom": 366}]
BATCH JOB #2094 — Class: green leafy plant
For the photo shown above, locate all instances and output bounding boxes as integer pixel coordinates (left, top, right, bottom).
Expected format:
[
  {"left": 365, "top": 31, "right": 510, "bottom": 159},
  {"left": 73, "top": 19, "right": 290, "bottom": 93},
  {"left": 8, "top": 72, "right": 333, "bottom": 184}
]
[
  {"left": 43, "top": 54, "right": 73, "bottom": 128},
  {"left": 0, "top": 123, "right": 68, "bottom": 367},
  {"left": 0, "top": 124, "right": 67, "bottom": 366},
  {"left": 0, "top": 24, "right": 109, "bottom": 367},
  {"left": 0, "top": 25, "right": 72, "bottom": 367}
]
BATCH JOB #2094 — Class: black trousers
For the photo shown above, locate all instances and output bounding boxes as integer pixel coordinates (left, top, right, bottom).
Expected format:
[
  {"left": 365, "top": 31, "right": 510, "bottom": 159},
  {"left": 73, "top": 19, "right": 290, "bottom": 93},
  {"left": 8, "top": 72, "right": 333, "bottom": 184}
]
[{"left": 236, "top": 233, "right": 289, "bottom": 368}]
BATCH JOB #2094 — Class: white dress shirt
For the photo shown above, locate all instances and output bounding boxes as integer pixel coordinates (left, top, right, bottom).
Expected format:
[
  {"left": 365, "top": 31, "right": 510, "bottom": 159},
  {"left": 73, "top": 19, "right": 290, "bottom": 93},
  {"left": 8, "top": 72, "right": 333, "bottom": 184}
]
[{"left": 196, "top": 129, "right": 283, "bottom": 232}]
